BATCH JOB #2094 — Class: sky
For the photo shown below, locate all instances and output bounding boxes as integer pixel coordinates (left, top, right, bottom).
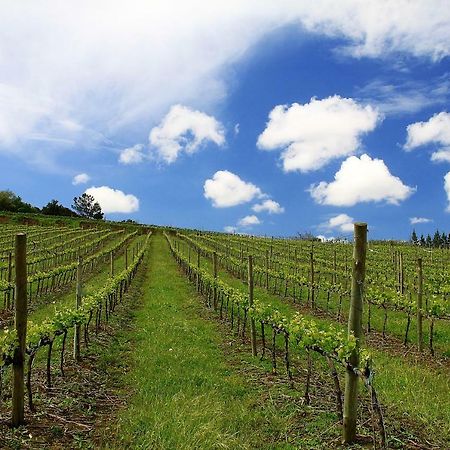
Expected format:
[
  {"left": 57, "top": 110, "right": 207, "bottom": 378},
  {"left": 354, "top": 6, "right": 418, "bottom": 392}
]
[{"left": 0, "top": 1, "right": 449, "bottom": 240}]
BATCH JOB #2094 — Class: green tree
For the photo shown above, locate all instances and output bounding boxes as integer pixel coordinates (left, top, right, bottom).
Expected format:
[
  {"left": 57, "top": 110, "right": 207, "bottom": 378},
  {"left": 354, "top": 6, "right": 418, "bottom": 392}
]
[
  {"left": 411, "top": 229, "right": 418, "bottom": 244},
  {"left": 0, "top": 190, "right": 39, "bottom": 213},
  {"left": 419, "top": 234, "right": 426, "bottom": 246},
  {"left": 433, "top": 230, "right": 442, "bottom": 248},
  {"left": 72, "top": 193, "right": 104, "bottom": 219},
  {"left": 42, "top": 199, "right": 78, "bottom": 217}
]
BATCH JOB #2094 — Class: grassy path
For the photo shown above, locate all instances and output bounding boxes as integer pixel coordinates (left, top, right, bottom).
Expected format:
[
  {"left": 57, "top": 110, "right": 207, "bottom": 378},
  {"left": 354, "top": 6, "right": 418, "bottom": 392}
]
[{"left": 98, "top": 234, "right": 307, "bottom": 449}]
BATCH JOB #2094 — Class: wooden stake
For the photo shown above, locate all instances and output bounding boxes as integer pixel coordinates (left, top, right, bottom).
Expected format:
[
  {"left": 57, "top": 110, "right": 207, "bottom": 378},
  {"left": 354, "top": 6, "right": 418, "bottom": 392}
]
[
  {"left": 417, "top": 258, "right": 423, "bottom": 352},
  {"left": 310, "top": 251, "right": 315, "bottom": 309},
  {"left": 196, "top": 247, "right": 200, "bottom": 292},
  {"left": 343, "top": 223, "right": 367, "bottom": 444},
  {"left": 74, "top": 256, "right": 82, "bottom": 361},
  {"left": 248, "top": 255, "right": 257, "bottom": 356},
  {"left": 213, "top": 251, "right": 218, "bottom": 310},
  {"left": 12, "top": 233, "right": 27, "bottom": 427},
  {"left": 110, "top": 250, "right": 114, "bottom": 277},
  {"left": 7, "top": 251, "right": 12, "bottom": 310}
]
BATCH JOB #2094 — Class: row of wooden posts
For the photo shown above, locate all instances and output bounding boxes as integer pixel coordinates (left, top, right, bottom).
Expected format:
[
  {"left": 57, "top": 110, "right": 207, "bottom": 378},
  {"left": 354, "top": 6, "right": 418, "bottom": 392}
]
[{"left": 10, "top": 233, "right": 135, "bottom": 427}]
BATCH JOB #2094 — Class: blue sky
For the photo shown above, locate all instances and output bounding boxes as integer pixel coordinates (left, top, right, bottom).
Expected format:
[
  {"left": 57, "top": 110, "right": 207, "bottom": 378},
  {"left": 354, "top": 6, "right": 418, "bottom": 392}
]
[{"left": 1, "top": 1, "right": 449, "bottom": 239}]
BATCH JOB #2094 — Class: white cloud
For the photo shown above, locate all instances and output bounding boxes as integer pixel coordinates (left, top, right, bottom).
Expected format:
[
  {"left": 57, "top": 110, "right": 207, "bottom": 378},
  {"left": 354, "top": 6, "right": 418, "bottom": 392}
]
[
  {"left": 238, "top": 215, "right": 261, "bottom": 227},
  {"left": 410, "top": 217, "right": 432, "bottom": 225},
  {"left": 85, "top": 186, "right": 139, "bottom": 214},
  {"left": 431, "top": 150, "right": 450, "bottom": 163},
  {"left": 326, "top": 213, "right": 354, "bottom": 233},
  {"left": 357, "top": 78, "right": 450, "bottom": 116},
  {"left": 257, "top": 96, "right": 380, "bottom": 172},
  {"left": 252, "top": 199, "right": 285, "bottom": 214},
  {"left": 309, "top": 154, "right": 415, "bottom": 206},
  {"left": 445, "top": 172, "right": 450, "bottom": 212},
  {"left": 0, "top": 1, "right": 448, "bottom": 161},
  {"left": 119, "top": 144, "right": 145, "bottom": 165},
  {"left": 203, "top": 170, "right": 264, "bottom": 208},
  {"left": 224, "top": 225, "right": 237, "bottom": 233},
  {"left": 234, "top": 123, "right": 240, "bottom": 135},
  {"left": 405, "top": 112, "right": 450, "bottom": 161},
  {"left": 149, "top": 104, "right": 225, "bottom": 163},
  {"left": 72, "top": 173, "right": 90, "bottom": 185}
]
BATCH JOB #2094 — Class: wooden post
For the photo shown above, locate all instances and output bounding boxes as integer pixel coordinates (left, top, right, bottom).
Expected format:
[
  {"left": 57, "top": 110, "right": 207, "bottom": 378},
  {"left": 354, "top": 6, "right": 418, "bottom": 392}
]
[
  {"left": 213, "top": 251, "right": 218, "bottom": 310},
  {"left": 110, "top": 250, "right": 114, "bottom": 277},
  {"left": 343, "top": 223, "right": 367, "bottom": 444},
  {"left": 310, "top": 251, "right": 315, "bottom": 309},
  {"left": 417, "top": 258, "right": 423, "bottom": 352},
  {"left": 248, "top": 255, "right": 257, "bottom": 356},
  {"left": 7, "top": 251, "right": 12, "bottom": 309},
  {"left": 196, "top": 248, "right": 200, "bottom": 292},
  {"left": 125, "top": 247, "right": 128, "bottom": 269},
  {"left": 74, "top": 256, "right": 82, "bottom": 361},
  {"left": 12, "top": 233, "right": 27, "bottom": 427},
  {"left": 265, "top": 249, "right": 269, "bottom": 289},
  {"left": 333, "top": 248, "right": 337, "bottom": 285}
]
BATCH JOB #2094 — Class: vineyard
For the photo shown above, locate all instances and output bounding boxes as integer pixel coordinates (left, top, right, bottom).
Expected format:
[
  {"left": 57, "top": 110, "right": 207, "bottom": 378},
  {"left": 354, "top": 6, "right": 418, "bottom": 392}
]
[{"left": 0, "top": 218, "right": 449, "bottom": 449}]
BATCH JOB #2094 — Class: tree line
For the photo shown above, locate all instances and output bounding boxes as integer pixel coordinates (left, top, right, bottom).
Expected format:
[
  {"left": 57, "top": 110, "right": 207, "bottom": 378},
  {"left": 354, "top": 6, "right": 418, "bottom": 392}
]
[
  {"left": 0, "top": 190, "right": 104, "bottom": 219},
  {"left": 410, "top": 229, "right": 450, "bottom": 248}
]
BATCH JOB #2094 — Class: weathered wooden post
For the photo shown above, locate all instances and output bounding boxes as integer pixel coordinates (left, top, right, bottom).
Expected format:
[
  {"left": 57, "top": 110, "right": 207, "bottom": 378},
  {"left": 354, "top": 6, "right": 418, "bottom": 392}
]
[
  {"left": 417, "top": 258, "right": 423, "bottom": 352},
  {"left": 343, "top": 223, "right": 367, "bottom": 444},
  {"left": 248, "top": 255, "right": 257, "bottom": 356},
  {"left": 310, "top": 250, "right": 315, "bottom": 309},
  {"left": 196, "top": 247, "right": 200, "bottom": 292},
  {"left": 265, "top": 249, "right": 269, "bottom": 289},
  {"left": 333, "top": 248, "right": 337, "bottom": 285},
  {"left": 12, "top": 233, "right": 27, "bottom": 427},
  {"left": 212, "top": 251, "right": 218, "bottom": 310},
  {"left": 110, "top": 250, "right": 114, "bottom": 277},
  {"left": 74, "top": 256, "right": 82, "bottom": 361},
  {"left": 7, "top": 251, "right": 12, "bottom": 309}
]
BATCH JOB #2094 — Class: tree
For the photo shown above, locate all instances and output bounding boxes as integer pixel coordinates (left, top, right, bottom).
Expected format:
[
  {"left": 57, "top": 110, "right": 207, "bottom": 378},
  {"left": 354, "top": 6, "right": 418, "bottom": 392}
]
[
  {"left": 72, "top": 194, "right": 104, "bottom": 219},
  {"left": 411, "top": 229, "right": 418, "bottom": 245},
  {"left": 432, "top": 230, "right": 441, "bottom": 248},
  {"left": 0, "top": 190, "right": 39, "bottom": 213},
  {"left": 42, "top": 199, "right": 78, "bottom": 217},
  {"left": 419, "top": 234, "right": 426, "bottom": 246}
]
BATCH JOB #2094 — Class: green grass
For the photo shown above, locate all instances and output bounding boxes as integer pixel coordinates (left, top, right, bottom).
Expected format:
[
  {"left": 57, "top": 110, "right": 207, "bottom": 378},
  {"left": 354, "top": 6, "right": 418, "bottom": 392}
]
[{"left": 97, "top": 234, "right": 345, "bottom": 449}]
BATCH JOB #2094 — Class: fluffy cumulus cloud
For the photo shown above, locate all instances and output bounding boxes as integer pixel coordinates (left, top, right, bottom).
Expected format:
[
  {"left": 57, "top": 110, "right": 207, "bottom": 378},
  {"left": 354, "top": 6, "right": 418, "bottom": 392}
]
[
  {"left": 149, "top": 105, "right": 225, "bottom": 163},
  {"left": 0, "top": 1, "right": 448, "bottom": 160},
  {"left": 238, "top": 215, "right": 261, "bottom": 227},
  {"left": 119, "top": 144, "right": 145, "bottom": 165},
  {"left": 203, "top": 170, "right": 264, "bottom": 208},
  {"left": 405, "top": 112, "right": 450, "bottom": 162},
  {"left": 445, "top": 172, "right": 450, "bottom": 212},
  {"left": 85, "top": 186, "right": 139, "bottom": 214},
  {"left": 257, "top": 96, "right": 380, "bottom": 172},
  {"left": 309, "top": 154, "right": 415, "bottom": 206},
  {"left": 326, "top": 213, "right": 354, "bottom": 233},
  {"left": 252, "top": 199, "right": 284, "bottom": 214},
  {"left": 410, "top": 217, "right": 432, "bottom": 225},
  {"left": 224, "top": 225, "right": 237, "bottom": 233},
  {"left": 72, "top": 173, "right": 90, "bottom": 185}
]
